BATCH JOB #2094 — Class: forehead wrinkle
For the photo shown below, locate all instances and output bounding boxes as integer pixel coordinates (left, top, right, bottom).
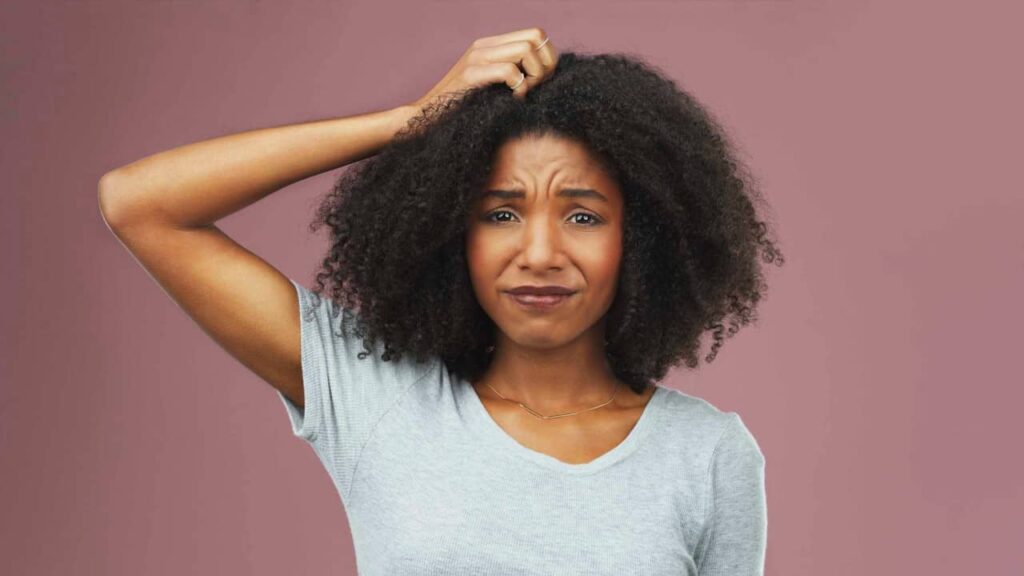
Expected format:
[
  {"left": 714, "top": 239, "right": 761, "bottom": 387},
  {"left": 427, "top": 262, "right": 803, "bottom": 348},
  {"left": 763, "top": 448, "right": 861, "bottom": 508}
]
[
  {"left": 485, "top": 137, "right": 619, "bottom": 206},
  {"left": 493, "top": 167, "right": 597, "bottom": 202},
  {"left": 481, "top": 187, "right": 609, "bottom": 204}
]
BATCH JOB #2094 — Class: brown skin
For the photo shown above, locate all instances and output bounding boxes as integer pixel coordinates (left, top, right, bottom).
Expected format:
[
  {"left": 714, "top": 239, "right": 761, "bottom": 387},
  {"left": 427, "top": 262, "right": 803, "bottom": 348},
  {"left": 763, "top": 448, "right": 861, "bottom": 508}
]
[{"left": 465, "top": 133, "right": 657, "bottom": 464}]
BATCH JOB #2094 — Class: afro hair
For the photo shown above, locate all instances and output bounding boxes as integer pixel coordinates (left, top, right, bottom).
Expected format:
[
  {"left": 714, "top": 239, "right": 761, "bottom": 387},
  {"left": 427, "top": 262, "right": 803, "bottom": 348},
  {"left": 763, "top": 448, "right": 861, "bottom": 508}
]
[{"left": 302, "top": 50, "right": 785, "bottom": 396}]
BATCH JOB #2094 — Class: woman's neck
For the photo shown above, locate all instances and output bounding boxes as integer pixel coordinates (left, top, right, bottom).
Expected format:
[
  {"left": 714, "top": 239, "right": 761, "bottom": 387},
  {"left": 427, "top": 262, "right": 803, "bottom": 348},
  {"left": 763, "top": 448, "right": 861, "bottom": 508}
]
[{"left": 476, "top": 334, "right": 623, "bottom": 411}]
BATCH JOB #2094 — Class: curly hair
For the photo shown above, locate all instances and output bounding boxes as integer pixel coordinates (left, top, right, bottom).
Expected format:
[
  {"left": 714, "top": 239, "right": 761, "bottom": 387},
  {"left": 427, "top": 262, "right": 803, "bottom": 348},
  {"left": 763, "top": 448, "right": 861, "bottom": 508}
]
[{"left": 303, "top": 50, "right": 785, "bottom": 396}]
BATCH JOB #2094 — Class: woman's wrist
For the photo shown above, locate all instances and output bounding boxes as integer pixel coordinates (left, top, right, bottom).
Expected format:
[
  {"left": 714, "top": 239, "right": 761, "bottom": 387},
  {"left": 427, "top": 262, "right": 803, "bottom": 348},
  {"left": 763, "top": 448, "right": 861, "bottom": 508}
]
[{"left": 387, "top": 104, "right": 421, "bottom": 138}]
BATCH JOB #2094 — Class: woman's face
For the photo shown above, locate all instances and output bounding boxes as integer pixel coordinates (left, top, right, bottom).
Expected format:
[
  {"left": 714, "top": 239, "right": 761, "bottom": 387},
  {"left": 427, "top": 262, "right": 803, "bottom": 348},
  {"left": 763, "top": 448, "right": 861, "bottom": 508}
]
[{"left": 465, "top": 133, "right": 624, "bottom": 351}]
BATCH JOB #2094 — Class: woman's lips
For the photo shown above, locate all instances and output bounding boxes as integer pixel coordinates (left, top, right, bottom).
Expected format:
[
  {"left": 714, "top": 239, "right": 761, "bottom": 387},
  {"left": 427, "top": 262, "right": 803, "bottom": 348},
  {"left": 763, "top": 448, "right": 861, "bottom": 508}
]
[{"left": 506, "top": 292, "right": 575, "bottom": 310}]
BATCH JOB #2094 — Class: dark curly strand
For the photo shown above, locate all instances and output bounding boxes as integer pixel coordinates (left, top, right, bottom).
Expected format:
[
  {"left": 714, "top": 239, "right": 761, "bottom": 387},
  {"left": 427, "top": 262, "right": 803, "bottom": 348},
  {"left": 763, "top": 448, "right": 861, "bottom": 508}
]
[{"left": 303, "top": 51, "right": 785, "bottom": 396}]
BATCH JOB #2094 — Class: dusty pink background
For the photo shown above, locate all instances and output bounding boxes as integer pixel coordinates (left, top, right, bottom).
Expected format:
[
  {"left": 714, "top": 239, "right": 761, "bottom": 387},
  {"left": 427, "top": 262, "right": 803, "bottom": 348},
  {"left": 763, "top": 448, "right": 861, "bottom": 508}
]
[{"left": 3, "top": 1, "right": 1022, "bottom": 574}]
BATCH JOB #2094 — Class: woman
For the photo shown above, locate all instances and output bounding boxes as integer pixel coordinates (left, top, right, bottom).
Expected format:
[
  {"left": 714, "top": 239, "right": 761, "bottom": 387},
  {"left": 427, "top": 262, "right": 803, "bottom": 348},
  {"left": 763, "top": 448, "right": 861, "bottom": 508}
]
[{"left": 100, "top": 27, "right": 783, "bottom": 575}]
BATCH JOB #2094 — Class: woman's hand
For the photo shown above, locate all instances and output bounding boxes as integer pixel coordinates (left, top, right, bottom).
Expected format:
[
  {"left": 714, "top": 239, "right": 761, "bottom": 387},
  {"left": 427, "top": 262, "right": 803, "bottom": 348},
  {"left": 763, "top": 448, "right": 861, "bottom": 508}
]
[{"left": 409, "top": 27, "right": 559, "bottom": 113}]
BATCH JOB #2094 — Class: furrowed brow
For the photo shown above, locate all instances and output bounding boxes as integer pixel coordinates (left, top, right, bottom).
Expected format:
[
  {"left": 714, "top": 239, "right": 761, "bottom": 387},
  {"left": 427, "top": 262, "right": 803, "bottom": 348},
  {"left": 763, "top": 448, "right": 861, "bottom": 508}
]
[{"left": 481, "top": 188, "right": 608, "bottom": 203}]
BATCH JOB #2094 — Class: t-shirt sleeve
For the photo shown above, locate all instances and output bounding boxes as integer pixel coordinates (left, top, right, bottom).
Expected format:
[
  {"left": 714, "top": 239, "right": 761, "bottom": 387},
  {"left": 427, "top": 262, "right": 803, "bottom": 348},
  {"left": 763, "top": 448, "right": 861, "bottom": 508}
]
[
  {"left": 275, "top": 278, "right": 433, "bottom": 497},
  {"left": 694, "top": 412, "right": 768, "bottom": 576}
]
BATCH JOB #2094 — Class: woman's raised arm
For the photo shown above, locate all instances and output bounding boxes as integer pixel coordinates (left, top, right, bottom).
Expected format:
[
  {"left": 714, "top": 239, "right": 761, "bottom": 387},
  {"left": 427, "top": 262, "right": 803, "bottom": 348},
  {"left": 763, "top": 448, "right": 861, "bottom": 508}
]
[
  {"left": 96, "top": 105, "right": 417, "bottom": 407},
  {"left": 98, "top": 106, "right": 417, "bottom": 228},
  {"left": 95, "top": 26, "right": 558, "bottom": 408}
]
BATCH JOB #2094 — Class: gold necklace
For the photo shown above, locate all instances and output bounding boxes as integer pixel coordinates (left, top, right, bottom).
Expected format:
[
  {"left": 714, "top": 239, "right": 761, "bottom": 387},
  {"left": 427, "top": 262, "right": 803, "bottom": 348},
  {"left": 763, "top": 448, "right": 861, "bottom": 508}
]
[{"left": 483, "top": 380, "right": 620, "bottom": 420}]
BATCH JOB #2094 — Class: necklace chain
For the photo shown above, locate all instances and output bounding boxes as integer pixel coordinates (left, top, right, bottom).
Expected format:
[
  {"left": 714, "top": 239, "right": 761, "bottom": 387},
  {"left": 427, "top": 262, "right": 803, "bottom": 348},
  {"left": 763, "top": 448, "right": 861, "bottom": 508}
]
[{"left": 483, "top": 381, "right": 620, "bottom": 420}]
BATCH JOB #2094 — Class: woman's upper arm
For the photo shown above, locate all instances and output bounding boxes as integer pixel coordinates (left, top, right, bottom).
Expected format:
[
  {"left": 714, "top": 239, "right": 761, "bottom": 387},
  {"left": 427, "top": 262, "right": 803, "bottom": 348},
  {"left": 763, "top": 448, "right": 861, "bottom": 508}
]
[
  {"left": 694, "top": 412, "right": 768, "bottom": 575},
  {"left": 100, "top": 201, "right": 305, "bottom": 407},
  {"left": 101, "top": 188, "right": 437, "bottom": 496}
]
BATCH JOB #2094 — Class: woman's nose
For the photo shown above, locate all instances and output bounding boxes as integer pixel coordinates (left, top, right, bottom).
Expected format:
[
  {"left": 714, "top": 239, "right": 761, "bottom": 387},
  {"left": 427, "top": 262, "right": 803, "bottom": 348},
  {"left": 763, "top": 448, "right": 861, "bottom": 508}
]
[{"left": 517, "top": 217, "right": 563, "bottom": 268}]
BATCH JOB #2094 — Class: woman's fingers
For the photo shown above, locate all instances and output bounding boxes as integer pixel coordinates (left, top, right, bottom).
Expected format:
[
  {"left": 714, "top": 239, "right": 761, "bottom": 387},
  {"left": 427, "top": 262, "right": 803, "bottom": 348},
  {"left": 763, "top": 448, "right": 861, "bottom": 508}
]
[
  {"left": 460, "top": 62, "right": 525, "bottom": 99},
  {"left": 533, "top": 36, "right": 557, "bottom": 69},
  {"left": 470, "top": 27, "right": 547, "bottom": 49},
  {"left": 478, "top": 41, "right": 546, "bottom": 81},
  {"left": 472, "top": 27, "right": 557, "bottom": 70},
  {"left": 473, "top": 38, "right": 555, "bottom": 98},
  {"left": 410, "top": 28, "right": 558, "bottom": 112}
]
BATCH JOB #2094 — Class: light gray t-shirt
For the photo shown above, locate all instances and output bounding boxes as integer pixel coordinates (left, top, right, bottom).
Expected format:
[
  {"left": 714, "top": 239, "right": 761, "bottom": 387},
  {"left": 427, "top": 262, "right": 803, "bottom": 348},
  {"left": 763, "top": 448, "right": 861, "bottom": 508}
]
[{"left": 276, "top": 278, "right": 767, "bottom": 575}]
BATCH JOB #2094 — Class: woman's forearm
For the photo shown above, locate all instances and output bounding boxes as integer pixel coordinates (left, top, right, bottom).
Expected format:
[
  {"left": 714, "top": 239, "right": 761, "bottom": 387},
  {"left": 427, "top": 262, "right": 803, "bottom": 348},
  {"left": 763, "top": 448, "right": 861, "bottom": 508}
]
[{"left": 98, "top": 105, "right": 418, "bottom": 228}]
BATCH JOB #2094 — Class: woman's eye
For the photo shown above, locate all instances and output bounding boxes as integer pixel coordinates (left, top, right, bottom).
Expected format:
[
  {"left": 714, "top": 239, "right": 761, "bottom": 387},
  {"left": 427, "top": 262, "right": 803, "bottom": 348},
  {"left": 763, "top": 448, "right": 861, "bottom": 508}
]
[
  {"left": 569, "top": 212, "right": 601, "bottom": 225},
  {"left": 484, "top": 210, "right": 602, "bottom": 226},
  {"left": 485, "top": 210, "right": 515, "bottom": 223}
]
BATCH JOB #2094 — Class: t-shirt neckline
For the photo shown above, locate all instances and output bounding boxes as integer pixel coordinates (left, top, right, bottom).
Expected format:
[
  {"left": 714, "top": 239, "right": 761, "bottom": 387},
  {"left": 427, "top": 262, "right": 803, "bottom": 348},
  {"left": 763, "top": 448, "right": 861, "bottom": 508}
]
[{"left": 456, "top": 375, "right": 668, "bottom": 475}]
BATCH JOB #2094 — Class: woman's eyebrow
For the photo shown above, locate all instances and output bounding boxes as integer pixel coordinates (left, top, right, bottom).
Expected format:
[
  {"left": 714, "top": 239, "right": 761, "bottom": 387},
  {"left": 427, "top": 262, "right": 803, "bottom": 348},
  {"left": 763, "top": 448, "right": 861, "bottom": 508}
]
[{"left": 481, "top": 188, "right": 608, "bottom": 203}]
